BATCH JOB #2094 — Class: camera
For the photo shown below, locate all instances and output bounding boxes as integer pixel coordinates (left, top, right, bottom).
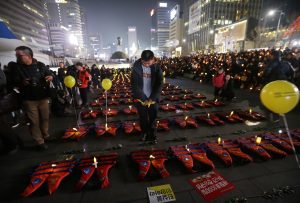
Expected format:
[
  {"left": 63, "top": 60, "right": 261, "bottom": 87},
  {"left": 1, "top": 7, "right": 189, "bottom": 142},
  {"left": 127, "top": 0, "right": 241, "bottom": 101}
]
[{"left": 30, "top": 77, "right": 39, "bottom": 87}]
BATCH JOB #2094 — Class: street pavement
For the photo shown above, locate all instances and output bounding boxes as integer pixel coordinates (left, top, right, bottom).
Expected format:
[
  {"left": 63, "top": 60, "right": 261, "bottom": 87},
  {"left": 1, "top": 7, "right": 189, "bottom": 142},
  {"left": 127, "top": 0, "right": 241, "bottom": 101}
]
[{"left": 0, "top": 77, "right": 299, "bottom": 203}]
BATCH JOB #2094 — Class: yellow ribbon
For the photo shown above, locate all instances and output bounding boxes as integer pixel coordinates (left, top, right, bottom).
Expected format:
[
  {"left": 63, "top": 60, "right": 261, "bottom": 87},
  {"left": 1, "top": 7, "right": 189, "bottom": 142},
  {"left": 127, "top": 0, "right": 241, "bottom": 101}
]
[{"left": 136, "top": 99, "right": 156, "bottom": 107}]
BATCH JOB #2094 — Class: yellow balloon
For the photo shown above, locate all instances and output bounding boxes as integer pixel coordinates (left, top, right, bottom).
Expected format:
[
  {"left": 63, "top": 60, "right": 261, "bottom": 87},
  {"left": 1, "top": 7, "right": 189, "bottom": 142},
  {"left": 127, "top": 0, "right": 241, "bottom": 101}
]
[
  {"left": 260, "top": 80, "right": 299, "bottom": 114},
  {"left": 102, "top": 78, "right": 112, "bottom": 91},
  {"left": 64, "top": 75, "right": 76, "bottom": 88}
]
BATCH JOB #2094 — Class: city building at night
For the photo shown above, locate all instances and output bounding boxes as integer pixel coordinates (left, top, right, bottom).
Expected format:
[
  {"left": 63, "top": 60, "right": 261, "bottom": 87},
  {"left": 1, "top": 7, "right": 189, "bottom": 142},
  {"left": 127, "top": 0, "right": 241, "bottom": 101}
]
[
  {"left": 128, "top": 26, "right": 138, "bottom": 57},
  {"left": 0, "top": 0, "right": 50, "bottom": 52},
  {"left": 168, "top": 4, "right": 184, "bottom": 56},
  {"left": 45, "top": 0, "right": 85, "bottom": 57},
  {"left": 183, "top": 0, "right": 262, "bottom": 53},
  {"left": 150, "top": 1, "right": 181, "bottom": 56},
  {"left": 88, "top": 33, "right": 102, "bottom": 59}
]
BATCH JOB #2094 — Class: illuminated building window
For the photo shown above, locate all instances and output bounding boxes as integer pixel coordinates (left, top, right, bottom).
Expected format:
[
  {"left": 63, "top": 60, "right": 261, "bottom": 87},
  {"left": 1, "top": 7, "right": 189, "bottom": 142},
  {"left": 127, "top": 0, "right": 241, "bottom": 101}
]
[{"left": 23, "top": 4, "right": 44, "bottom": 17}]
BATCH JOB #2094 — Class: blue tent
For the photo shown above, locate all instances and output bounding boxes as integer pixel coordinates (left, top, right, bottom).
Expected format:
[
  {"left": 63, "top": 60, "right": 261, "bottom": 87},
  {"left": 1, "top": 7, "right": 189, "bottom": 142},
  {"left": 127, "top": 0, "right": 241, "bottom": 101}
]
[{"left": 0, "top": 21, "right": 17, "bottom": 39}]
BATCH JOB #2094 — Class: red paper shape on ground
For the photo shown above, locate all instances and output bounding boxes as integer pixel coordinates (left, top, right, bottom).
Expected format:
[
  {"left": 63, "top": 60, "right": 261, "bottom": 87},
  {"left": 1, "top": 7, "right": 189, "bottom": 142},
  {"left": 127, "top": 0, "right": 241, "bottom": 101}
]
[{"left": 189, "top": 170, "right": 235, "bottom": 202}]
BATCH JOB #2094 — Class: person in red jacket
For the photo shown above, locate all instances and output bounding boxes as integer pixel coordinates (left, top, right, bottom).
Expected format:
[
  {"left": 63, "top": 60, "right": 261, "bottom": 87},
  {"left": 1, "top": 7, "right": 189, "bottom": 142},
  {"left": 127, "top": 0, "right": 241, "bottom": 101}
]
[
  {"left": 76, "top": 62, "right": 91, "bottom": 108},
  {"left": 212, "top": 68, "right": 225, "bottom": 99}
]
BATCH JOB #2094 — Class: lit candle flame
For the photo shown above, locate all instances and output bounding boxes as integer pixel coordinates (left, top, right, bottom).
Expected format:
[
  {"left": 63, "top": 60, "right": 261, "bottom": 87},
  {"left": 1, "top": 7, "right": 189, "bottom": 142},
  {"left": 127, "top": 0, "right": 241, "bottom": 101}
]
[
  {"left": 90, "top": 110, "right": 93, "bottom": 113},
  {"left": 105, "top": 123, "right": 108, "bottom": 130},
  {"left": 207, "top": 113, "right": 210, "bottom": 119},
  {"left": 157, "top": 120, "right": 160, "bottom": 124},
  {"left": 129, "top": 105, "right": 132, "bottom": 110},
  {"left": 133, "top": 122, "right": 136, "bottom": 126},
  {"left": 108, "top": 108, "right": 111, "bottom": 112},
  {"left": 218, "top": 137, "right": 222, "bottom": 145},
  {"left": 256, "top": 137, "right": 262, "bottom": 145},
  {"left": 214, "top": 99, "right": 218, "bottom": 103},
  {"left": 249, "top": 109, "right": 252, "bottom": 114},
  {"left": 93, "top": 157, "right": 98, "bottom": 168},
  {"left": 166, "top": 103, "right": 169, "bottom": 107},
  {"left": 185, "top": 116, "right": 188, "bottom": 120},
  {"left": 51, "top": 164, "right": 57, "bottom": 167},
  {"left": 149, "top": 155, "right": 155, "bottom": 159},
  {"left": 72, "top": 128, "right": 78, "bottom": 131},
  {"left": 201, "top": 101, "right": 204, "bottom": 104},
  {"left": 185, "top": 145, "right": 190, "bottom": 152},
  {"left": 230, "top": 111, "right": 234, "bottom": 117}
]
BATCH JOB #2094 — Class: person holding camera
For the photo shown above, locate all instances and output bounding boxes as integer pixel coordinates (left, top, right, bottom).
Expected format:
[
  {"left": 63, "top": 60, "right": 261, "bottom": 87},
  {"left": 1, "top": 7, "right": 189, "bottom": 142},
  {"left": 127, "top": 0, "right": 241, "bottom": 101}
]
[{"left": 10, "top": 46, "right": 53, "bottom": 151}]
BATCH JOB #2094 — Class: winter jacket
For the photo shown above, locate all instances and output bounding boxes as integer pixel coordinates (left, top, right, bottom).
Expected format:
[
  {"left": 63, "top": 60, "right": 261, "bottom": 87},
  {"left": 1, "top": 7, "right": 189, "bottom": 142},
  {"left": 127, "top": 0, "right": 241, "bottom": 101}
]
[
  {"left": 212, "top": 72, "right": 225, "bottom": 88},
  {"left": 131, "top": 59, "right": 163, "bottom": 102},
  {"left": 78, "top": 67, "right": 91, "bottom": 89}
]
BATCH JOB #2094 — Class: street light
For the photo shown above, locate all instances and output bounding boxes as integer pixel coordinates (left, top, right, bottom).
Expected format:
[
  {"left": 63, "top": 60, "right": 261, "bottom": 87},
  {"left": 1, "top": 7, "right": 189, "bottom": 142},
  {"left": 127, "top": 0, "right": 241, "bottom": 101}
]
[{"left": 267, "top": 9, "right": 284, "bottom": 46}]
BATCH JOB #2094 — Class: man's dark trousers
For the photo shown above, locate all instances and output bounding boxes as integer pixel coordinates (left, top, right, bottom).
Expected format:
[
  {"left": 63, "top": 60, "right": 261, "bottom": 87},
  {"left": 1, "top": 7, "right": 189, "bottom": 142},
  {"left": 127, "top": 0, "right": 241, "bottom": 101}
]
[{"left": 135, "top": 102, "right": 158, "bottom": 140}]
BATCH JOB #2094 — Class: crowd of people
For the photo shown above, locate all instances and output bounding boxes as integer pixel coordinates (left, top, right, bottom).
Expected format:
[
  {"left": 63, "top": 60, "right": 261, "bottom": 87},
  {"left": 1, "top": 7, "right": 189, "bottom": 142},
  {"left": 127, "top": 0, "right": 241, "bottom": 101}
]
[
  {"left": 159, "top": 48, "right": 300, "bottom": 92},
  {"left": 1, "top": 45, "right": 299, "bottom": 155}
]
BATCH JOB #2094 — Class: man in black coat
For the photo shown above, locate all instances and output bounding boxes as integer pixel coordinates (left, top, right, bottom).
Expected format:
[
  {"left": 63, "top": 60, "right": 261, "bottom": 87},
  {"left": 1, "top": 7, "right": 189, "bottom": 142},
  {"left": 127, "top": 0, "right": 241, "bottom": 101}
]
[
  {"left": 11, "top": 46, "right": 53, "bottom": 150},
  {"left": 131, "top": 50, "right": 163, "bottom": 143}
]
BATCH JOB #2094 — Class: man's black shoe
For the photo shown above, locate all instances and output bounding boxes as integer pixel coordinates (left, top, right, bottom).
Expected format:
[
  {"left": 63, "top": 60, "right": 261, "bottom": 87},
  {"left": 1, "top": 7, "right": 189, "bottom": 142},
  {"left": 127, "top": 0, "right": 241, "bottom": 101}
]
[
  {"left": 44, "top": 136, "right": 56, "bottom": 143},
  {"left": 140, "top": 133, "right": 148, "bottom": 141},
  {"left": 36, "top": 143, "right": 48, "bottom": 151}
]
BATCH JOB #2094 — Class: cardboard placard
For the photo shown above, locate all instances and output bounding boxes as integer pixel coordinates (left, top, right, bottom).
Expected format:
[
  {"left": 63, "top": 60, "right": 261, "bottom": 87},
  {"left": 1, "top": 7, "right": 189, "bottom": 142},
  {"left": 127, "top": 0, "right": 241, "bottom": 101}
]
[
  {"left": 189, "top": 170, "right": 235, "bottom": 202},
  {"left": 147, "top": 184, "right": 176, "bottom": 203}
]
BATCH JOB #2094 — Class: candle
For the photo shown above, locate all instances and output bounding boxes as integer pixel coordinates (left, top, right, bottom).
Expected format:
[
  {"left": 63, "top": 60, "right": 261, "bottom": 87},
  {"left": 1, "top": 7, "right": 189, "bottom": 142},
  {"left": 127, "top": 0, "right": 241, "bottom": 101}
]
[
  {"left": 185, "top": 116, "right": 188, "bottom": 121},
  {"left": 129, "top": 105, "right": 132, "bottom": 110},
  {"left": 51, "top": 164, "right": 57, "bottom": 168},
  {"left": 278, "top": 129, "right": 283, "bottom": 134},
  {"left": 133, "top": 122, "right": 136, "bottom": 126},
  {"left": 214, "top": 99, "right": 218, "bottom": 103},
  {"left": 108, "top": 108, "right": 111, "bottom": 112},
  {"left": 218, "top": 137, "right": 222, "bottom": 145},
  {"left": 72, "top": 128, "right": 78, "bottom": 131},
  {"left": 93, "top": 157, "right": 98, "bottom": 168},
  {"left": 149, "top": 155, "right": 155, "bottom": 160},
  {"left": 156, "top": 120, "right": 160, "bottom": 125},
  {"left": 207, "top": 113, "right": 210, "bottom": 119},
  {"left": 229, "top": 111, "right": 234, "bottom": 117},
  {"left": 166, "top": 103, "right": 169, "bottom": 107},
  {"left": 185, "top": 145, "right": 190, "bottom": 152},
  {"left": 249, "top": 109, "right": 252, "bottom": 114},
  {"left": 256, "top": 137, "right": 262, "bottom": 145}
]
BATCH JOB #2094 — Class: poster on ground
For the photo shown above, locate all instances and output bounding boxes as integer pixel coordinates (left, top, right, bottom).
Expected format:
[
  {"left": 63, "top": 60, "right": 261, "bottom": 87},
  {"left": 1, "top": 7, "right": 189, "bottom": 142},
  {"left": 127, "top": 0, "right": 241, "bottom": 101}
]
[
  {"left": 189, "top": 170, "right": 235, "bottom": 202},
  {"left": 147, "top": 184, "right": 176, "bottom": 203}
]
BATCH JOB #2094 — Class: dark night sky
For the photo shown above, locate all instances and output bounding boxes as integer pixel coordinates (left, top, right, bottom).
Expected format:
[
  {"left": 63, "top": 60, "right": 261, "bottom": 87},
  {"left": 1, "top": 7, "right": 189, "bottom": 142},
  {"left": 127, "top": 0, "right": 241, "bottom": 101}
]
[
  {"left": 79, "top": 0, "right": 156, "bottom": 48},
  {"left": 79, "top": 0, "right": 300, "bottom": 48}
]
